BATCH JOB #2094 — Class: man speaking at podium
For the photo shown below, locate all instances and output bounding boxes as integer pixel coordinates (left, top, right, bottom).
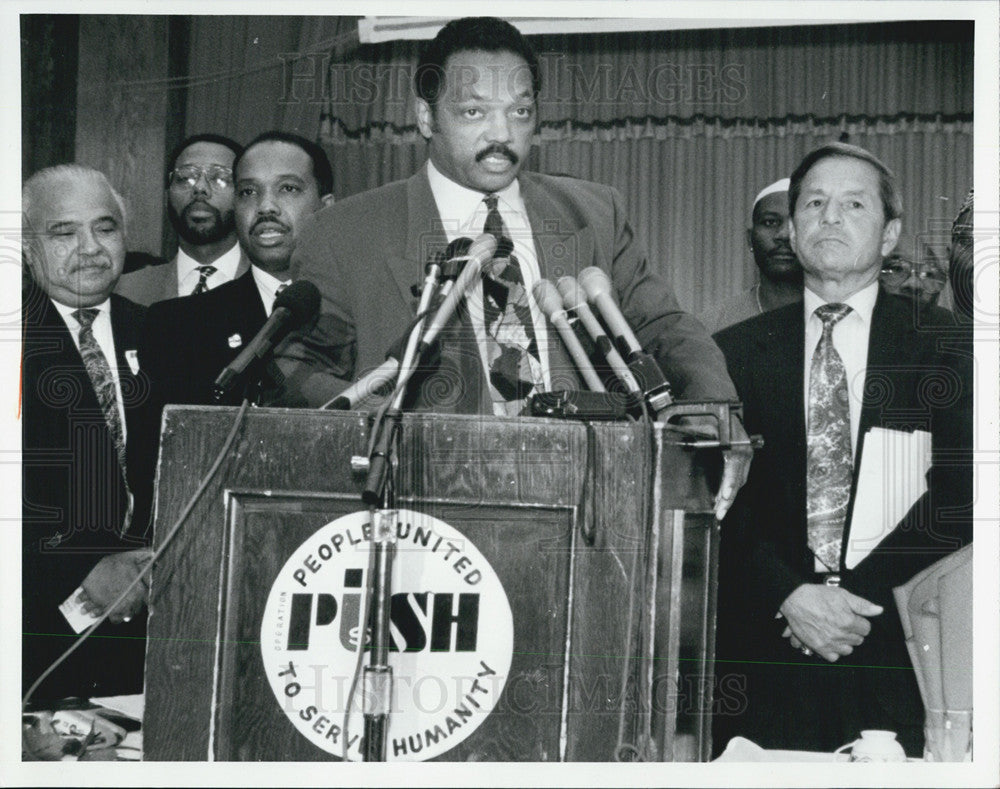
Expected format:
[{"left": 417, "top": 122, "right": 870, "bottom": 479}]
[{"left": 276, "top": 16, "right": 750, "bottom": 518}]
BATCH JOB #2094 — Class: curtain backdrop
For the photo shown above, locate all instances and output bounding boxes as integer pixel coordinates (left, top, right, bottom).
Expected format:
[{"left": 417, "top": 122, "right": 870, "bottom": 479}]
[
  {"left": 184, "top": 16, "right": 358, "bottom": 143},
  {"left": 177, "top": 17, "right": 973, "bottom": 313}
]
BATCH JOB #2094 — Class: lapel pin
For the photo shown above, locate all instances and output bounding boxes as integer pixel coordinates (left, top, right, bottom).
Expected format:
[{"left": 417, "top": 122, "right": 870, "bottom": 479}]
[
  {"left": 228, "top": 333, "right": 243, "bottom": 349},
  {"left": 124, "top": 349, "right": 140, "bottom": 375}
]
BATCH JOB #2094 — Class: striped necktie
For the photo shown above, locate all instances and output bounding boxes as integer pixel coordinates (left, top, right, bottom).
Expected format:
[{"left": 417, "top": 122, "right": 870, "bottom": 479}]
[{"left": 191, "top": 264, "right": 217, "bottom": 295}]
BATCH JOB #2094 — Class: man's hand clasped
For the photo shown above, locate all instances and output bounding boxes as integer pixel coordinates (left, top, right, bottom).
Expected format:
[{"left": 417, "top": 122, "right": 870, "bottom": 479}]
[{"left": 779, "top": 583, "right": 883, "bottom": 662}]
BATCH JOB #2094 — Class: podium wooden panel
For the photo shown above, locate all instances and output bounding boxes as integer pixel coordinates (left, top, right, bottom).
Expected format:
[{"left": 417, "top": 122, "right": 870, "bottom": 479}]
[{"left": 143, "top": 407, "right": 719, "bottom": 761}]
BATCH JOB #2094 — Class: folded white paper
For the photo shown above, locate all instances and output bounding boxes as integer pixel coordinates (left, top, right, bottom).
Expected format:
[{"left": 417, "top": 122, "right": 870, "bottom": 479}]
[
  {"left": 846, "top": 427, "right": 931, "bottom": 569},
  {"left": 59, "top": 586, "right": 102, "bottom": 633}
]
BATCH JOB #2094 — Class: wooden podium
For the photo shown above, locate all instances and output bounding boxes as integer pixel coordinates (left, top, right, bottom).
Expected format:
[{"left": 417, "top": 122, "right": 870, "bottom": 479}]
[{"left": 143, "top": 407, "right": 721, "bottom": 761}]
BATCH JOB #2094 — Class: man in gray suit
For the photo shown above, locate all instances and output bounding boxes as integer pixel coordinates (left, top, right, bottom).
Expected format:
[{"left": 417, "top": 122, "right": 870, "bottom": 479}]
[
  {"left": 115, "top": 134, "right": 248, "bottom": 305},
  {"left": 276, "top": 17, "right": 750, "bottom": 519}
]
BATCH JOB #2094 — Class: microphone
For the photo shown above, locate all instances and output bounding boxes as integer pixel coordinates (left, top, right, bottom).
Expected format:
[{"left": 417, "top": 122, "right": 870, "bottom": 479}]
[
  {"left": 577, "top": 267, "right": 641, "bottom": 357},
  {"left": 577, "top": 266, "right": 673, "bottom": 412},
  {"left": 556, "top": 276, "right": 641, "bottom": 395},
  {"left": 323, "top": 358, "right": 399, "bottom": 410},
  {"left": 213, "top": 280, "right": 321, "bottom": 401},
  {"left": 412, "top": 237, "right": 474, "bottom": 297},
  {"left": 418, "top": 233, "right": 497, "bottom": 352},
  {"left": 532, "top": 279, "right": 605, "bottom": 392},
  {"left": 438, "top": 237, "right": 474, "bottom": 279}
]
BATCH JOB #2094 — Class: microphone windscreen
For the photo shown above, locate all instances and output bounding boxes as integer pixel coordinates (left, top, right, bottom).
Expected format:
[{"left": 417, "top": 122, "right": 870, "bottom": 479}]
[
  {"left": 532, "top": 279, "right": 565, "bottom": 317},
  {"left": 446, "top": 237, "right": 474, "bottom": 260},
  {"left": 578, "top": 267, "right": 613, "bottom": 299},
  {"left": 556, "top": 276, "right": 587, "bottom": 309},
  {"left": 274, "top": 280, "right": 321, "bottom": 327}
]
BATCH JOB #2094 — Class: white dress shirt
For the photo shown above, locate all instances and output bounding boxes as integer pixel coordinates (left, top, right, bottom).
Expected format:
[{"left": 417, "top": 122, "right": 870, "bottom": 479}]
[
  {"left": 177, "top": 241, "right": 242, "bottom": 295},
  {"left": 251, "top": 265, "right": 292, "bottom": 316},
  {"left": 426, "top": 161, "right": 552, "bottom": 412},
  {"left": 52, "top": 297, "right": 127, "bottom": 441}
]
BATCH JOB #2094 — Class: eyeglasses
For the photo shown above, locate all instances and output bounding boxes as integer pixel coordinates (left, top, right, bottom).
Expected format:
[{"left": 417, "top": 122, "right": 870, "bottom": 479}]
[
  {"left": 951, "top": 224, "right": 974, "bottom": 249},
  {"left": 169, "top": 165, "right": 234, "bottom": 191},
  {"left": 880, "top": 259, "right": 947, "bottom": 290}
]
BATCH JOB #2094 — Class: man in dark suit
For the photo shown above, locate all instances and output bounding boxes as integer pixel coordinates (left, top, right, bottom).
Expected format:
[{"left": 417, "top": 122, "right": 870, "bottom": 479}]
[
  {"left": 712, "top": 143, "right": 973, "bottom": 755},
  {"left": 115, "top": 134, "right": 249, "bottom": 305},
  {"left": 22, "top": 165, "right": 158, "bottom": 701},
  {"left": 139, "top": 131, "right": 335, "bottom": 407},
  {"left": 275, "top": 17, "right": 750, "bottom": 519}
]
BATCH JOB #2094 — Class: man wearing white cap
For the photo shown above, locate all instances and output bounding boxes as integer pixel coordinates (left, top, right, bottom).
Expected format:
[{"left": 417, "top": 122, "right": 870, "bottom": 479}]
[{"left": 700, "top": 178, "right": 802, "bottom": 333}]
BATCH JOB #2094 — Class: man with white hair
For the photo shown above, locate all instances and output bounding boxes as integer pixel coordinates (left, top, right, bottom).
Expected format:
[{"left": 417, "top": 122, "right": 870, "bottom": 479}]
[
  {"left": 22, "top": 164, "right": 156, "bottom": 701},
  {"left": 700, "top": 178, "right": 803, "bottom": 333}
]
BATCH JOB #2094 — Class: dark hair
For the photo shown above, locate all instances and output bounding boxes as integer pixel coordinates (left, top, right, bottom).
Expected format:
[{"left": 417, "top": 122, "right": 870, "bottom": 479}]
[
  {"left": 164, "top": 133, "right": 243, "bottom": 187},
  {"left": 788, "top": 142, "right": 903, "bottom": 222},
  {"left": 414, "top": 16, "right": 540, "bottom": 106},
  {"left": 233, "top": 131, "right": 334, "bottom": 197}
]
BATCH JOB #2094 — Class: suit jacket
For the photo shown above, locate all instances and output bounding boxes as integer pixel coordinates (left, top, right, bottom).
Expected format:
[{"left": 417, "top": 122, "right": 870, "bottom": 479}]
[
  {"left": 115, "top": 249, "right": 250, "bottom": 306},
  {"left": 712, "top": 290, "right": 973, "bottom": 754},
  {"left": 274, "top": 166, "right": 737, "bottom": 410},
  {"left": 21, "top": 281, "right": 158, "bottom": 701},
  {"left": 139, "top": 269, "right": 270, "bottom": 407}
]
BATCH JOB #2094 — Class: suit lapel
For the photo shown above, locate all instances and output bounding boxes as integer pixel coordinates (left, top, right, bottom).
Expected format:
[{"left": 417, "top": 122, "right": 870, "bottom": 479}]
[
  {"left": 384, "top": 169, "right": 450, "bottom": 313},
  {"left": 842, "top": 290, "right": 921, "bottom": 555},
  {"left": 164, "top": 257, "right": 180, "bottom": 300},
  {"left": 756, "top": 305, "right": 808, "bottom": 528},
  {"left": 520, "top": 175, "right": 594, "bottom": 389},
  {"left": 768, "top": 305, "right": 806, "bottom": 441},
  {"left": 233, "top": 268, "right": 268, "bottom": 329},
  {"left": 109, "top": 295, "right": 145, "bottom": 446},
  {"left": 32, "top": 290, "right": 103, "bottom": 415},
  {"left": 520, "top": 175, "right": 596, "bottom": 280}
]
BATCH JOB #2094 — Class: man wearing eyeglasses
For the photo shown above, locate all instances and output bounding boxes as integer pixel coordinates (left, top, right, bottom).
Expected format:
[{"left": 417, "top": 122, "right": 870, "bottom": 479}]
[
  {"left": 878, "top": 235, "right": 949, "bottom": 308},
  {"left": 138, "top": 131, "right": 336, "bottom": 407},
  {"left": 116, "top": 134, "right": 248, "bottom": 305}
]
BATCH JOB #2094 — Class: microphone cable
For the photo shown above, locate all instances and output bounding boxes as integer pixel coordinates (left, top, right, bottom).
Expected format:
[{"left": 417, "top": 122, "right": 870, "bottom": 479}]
[{"left": 22, "top": 399, "right": 252, "bottom": 752}]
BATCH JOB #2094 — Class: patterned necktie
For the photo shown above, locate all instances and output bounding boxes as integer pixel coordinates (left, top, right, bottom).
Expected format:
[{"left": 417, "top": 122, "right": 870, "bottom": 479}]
[
  {"left": 191, "top": 264, "right": 217, "bottom": 295},
  {"left": 480, "top": 194, "right": 543, "bottom": 416},
  {"left": 74, "top": 307, "right": 134, "bottom": 533},
  {"left": 806, "top": 303, "right": 854, "bottom": 571}
]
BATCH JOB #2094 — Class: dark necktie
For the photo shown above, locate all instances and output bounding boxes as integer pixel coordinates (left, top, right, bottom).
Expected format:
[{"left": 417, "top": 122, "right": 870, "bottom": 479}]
[
  {"left": 191, "top": 264, "right": 217, "bottom": 295},
  {"left": 74, "top": 307, "right": 133, "bottom": 531},
  {"left": 806, "top": 303, "right": 853, "bottom": 571},
  {"left": 481, "top": 194, "right": 542, "bottom": 415}
]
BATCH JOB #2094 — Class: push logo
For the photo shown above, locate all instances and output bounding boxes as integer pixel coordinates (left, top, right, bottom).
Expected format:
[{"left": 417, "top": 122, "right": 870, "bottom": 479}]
[
  {"left": 259, "top": 509, "right": 513, "bottom": 761},
  {"left": 285, "top": 570, "right": 481, "bottom": 654}
]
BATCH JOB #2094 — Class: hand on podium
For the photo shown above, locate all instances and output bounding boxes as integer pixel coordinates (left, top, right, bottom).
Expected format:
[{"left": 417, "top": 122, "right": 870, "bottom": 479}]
[
  {"left": 716, "top": 416, "right": 752, "bottom": 521},
  {"left": 678, "top": 413, "right": 753, "bottom": 520}
]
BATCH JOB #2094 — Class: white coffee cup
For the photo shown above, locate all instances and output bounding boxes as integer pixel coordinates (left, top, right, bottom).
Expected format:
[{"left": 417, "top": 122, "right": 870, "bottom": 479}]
[{"left": 835, "top": 729, "right": 907, "bottom": 762}]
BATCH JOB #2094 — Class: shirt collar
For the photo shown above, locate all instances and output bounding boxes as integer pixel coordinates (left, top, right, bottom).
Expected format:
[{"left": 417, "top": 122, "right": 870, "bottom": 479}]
[
  {"left": 251, "top": 265, "right": 291, "bottom": 311},
  {"left": 51, "top": 296, "right": 111, "bottom": 323},
  {"left": 803, "top": 280, "right": 878, "bottom": 327},
  {"left": 425, "top": 160, "right": 522, "bottom": 238},
  {"left": 177, "top": 240, "right": 242, "bottom": 277}
]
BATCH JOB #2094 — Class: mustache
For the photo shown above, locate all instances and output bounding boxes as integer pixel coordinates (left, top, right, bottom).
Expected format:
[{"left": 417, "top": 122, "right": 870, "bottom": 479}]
[
  {"left": 183, "top": 198, "right": 220, "bottom": 215},
  {"left": 475, "top": 144, "right": 519, "bottom": 165},
  {"left": 68, "top": 254, "right": 113, "bottom": 272},
  {"left": 251, "top": 214, "right": 291, "bottom": 234},
  {"left": 767, "top": 244, "right": 796, "bottom": 258}
]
